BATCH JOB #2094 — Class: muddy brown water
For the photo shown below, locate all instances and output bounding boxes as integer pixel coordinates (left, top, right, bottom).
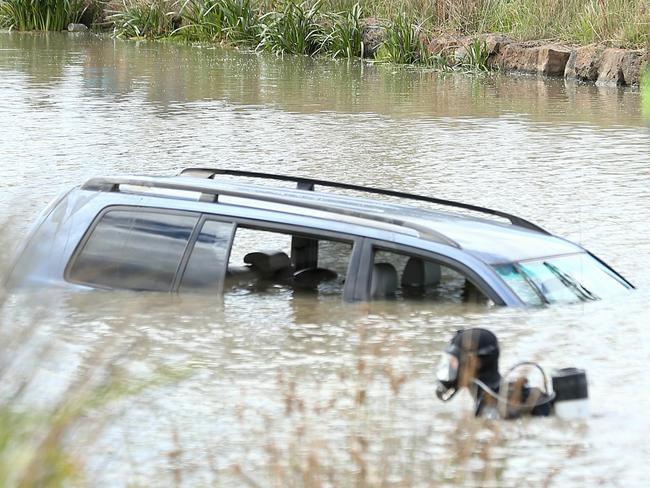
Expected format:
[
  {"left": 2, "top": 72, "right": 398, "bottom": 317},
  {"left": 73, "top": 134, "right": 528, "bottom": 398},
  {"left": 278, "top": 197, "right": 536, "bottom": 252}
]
[{"left": 1, "top": 32, "right": 649, "bottom": 486}]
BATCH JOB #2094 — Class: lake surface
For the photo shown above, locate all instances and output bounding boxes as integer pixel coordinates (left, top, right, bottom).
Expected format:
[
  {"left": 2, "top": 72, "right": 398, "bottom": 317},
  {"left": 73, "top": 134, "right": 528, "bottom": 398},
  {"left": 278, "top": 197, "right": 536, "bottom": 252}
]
[{"left": 1, "top": 32, "right": 649, "bottom": 487}]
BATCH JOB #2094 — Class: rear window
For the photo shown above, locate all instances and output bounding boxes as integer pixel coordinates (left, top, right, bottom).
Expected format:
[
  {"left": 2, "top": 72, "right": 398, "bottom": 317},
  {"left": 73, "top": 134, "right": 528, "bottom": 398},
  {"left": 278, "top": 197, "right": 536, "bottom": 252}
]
[{"left": 67, "top": 209, "right": 198, "bottom": 291}]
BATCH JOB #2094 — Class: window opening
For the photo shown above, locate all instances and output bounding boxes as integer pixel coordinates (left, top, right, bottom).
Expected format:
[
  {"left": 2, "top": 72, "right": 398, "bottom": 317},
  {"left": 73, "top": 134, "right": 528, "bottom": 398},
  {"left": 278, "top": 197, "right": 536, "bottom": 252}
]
[
  {"left": 371, "top": 248, "right": 488, "bottom": 304},
  {"left": 225, "top": 227, "right": 352, "bottom": 297}
]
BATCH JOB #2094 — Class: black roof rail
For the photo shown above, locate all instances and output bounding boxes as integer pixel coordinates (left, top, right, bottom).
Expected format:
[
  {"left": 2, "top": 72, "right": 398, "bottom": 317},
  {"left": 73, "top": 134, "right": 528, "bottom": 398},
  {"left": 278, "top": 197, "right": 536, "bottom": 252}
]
[
  {"left": 81, "top": 176, "right": 460, "bottom": 247},
  {"left": 179, "top": 168, "right": 550, "bottom": 235}
]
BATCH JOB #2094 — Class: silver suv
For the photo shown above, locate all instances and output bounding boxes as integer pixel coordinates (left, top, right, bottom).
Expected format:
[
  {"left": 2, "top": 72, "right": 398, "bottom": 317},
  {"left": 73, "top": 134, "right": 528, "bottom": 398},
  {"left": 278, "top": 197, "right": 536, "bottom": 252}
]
[{"left": 6, "top": 168, "right": 634, "bottom": 306}]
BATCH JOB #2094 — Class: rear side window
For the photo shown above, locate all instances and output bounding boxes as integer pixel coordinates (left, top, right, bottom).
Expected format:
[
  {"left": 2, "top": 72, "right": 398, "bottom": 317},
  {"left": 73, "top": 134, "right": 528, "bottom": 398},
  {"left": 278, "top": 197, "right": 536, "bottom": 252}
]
[{"left": 67, "top": 209, "right": 198, "bottom": 291}]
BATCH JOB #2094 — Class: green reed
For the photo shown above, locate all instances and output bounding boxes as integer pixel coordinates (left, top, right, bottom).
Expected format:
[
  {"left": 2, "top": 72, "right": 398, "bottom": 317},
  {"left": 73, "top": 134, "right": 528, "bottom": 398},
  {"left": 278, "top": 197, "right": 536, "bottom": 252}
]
[
  {"left": 176, "top": 0, "right": 259, "bottom": 43},
  {"left": 0, "top": 0, "right": 86, "bottom": 31},
  {"left": 108, "top": 0, "right": 180, "bottom": 38},
  {"left": 257, "top": 0, "right": 323, "bottom": 55},
  {"left": 319, "top": 2, "right": 363, "bottom": 58},
  {"left": 375, "top": 13, "right": 428, "bottom": 64},
  {"left": 457, "top": 37, "right": 490, "bottom": 72}
]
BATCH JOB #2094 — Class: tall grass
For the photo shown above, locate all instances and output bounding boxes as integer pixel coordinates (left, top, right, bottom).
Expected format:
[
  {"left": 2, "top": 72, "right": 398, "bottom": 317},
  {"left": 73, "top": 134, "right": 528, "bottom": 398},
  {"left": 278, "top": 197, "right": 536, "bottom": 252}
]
[
  {"left": 176, "top": 0, "right": 259, "bottom": 44},
  {"left": 642, "top": 67, "right": 650, "bottom": 120},
  {"left": 257, "top": 0, "right": 323, "bottom": 55},
  {"left": 319, "top": 2, "right": 363, "bottom": 58},
  {"left": 0, "top": 0, "right": 86, "bottom": 31},
  {"left": 375, "top": 13, "right": 429, "bottom": 64},
  {"left": 457, "top": 37, "right": 490, "bottom": 72},
  {"left": 347, "top": 0, "right": 650, "bottom": 47},
  {"left": 108, "top": 0, "right": 180, "bottom": 38},
  {"left": 2, "top": 0, "right": 649, "bottom": 47}
]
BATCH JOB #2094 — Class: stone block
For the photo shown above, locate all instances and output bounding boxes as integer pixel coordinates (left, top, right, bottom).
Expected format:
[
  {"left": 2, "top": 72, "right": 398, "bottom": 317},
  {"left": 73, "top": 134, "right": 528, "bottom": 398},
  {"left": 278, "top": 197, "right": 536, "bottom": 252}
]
[
  {"left": 564, "top": 45, "right": 602, "bottom": 82},
  {"left": 597, "top": 48, "right": 627, "bottom": 85},
  {"left": 427, "top": 37, "right": 459, "bottom": 57},
  {"left": 67, "top": 23, "right": 88, "bottom": 32},
  {"left": 481, "top": 33, "right": 513, "bottom": 55},
  {"left": 538, "top": 45, "right": 572, "bottom": 76},
  {"left": 621, "top": 50, "right": 650, "bottom": 86},
  {"left": 361, "top": 19, "right": 384, "bottom": 58},
  {"left": 496, "top": 43, "right": 540, "bottom": 74}
]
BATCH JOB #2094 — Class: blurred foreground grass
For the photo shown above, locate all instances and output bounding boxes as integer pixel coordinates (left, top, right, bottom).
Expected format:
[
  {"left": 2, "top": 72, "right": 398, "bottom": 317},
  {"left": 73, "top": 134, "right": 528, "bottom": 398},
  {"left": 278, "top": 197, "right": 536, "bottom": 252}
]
[
  {"left": 641, "top": 66, "right": 650, "bottom": 122},
  {"left": 0, "top": 221, "right": 567, "bottom": 487}
]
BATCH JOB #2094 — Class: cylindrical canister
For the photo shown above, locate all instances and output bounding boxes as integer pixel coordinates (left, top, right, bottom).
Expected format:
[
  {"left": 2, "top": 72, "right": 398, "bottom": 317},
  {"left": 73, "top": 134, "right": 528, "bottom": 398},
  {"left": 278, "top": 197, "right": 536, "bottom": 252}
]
[{"left": 552, "top": 368, "right": 589, "bottom": 419}]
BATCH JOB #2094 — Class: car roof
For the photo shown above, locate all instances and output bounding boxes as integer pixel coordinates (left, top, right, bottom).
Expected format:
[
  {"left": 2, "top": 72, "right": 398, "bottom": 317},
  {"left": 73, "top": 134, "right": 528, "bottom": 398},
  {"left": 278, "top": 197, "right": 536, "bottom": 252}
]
[{"left": 81, "top": 172, "right": 583, "bottom": 264}]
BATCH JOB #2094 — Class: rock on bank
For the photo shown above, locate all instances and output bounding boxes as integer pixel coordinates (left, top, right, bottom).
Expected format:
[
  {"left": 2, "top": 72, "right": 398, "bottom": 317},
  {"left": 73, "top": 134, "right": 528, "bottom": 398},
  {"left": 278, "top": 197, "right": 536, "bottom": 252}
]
[{"left": 361, "top": 26, "right": 649, "bottom": 86}]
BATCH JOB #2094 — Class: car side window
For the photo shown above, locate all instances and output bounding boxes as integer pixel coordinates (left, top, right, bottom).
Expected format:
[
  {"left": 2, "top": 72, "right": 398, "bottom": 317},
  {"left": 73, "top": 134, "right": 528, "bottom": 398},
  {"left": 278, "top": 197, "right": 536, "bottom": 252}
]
[
  {"left": 179, "top": 220, "right": 235, "bottom": 292},
  {"left": 371, "top": 248, "right": 488, "bottom": 304},
  {"left": 67, "top": 209, "right": 198, "bottom": 291},
  {"left": 224, "top": 226, "right": 352, "bottom": 297}
]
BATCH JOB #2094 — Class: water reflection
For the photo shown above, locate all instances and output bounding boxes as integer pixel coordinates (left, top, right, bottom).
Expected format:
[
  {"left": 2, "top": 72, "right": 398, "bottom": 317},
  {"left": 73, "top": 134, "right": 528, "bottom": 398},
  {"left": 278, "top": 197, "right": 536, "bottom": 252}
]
[
  {"left": 1, "top": 31, "right": 650, "bottom": 486},
  {"left": 0, "top": 32, "right": 645, "bottom": 124}
]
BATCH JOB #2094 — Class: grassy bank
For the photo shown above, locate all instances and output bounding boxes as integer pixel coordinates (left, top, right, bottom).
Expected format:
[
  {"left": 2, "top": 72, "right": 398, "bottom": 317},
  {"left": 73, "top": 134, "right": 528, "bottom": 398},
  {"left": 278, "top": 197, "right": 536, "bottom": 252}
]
[
  {"left": 103, "top": 0, "right": 650, "bottom": 49},
  {"left": 358, "top": 0, "right": 650, "bottom": 48},
  {"left": 2, "top": 0, "right": 649, "bottom": 50},
  {"left": 100, "top": 0, "right": 496, "bottom": 69}
]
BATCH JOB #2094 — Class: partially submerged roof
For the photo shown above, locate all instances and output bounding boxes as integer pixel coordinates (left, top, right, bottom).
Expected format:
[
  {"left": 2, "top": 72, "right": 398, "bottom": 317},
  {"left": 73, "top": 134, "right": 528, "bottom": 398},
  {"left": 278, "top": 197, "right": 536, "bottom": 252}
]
[{"left": 81, "top": 171, "right": 583, "bottom": 264}]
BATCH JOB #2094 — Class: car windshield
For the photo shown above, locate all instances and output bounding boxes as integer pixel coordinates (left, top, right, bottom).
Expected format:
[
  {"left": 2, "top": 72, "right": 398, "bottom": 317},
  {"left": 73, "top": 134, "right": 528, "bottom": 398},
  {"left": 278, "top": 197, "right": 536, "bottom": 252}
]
[{"left": 494, "top": 253, "right": 631, "bottom": 305}]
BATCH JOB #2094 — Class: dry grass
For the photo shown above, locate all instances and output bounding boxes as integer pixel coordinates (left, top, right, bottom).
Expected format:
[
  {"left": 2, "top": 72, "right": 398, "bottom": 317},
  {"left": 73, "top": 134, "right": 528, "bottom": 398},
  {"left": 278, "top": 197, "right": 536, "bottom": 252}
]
[
  {"left": 328, "top": 0, "right": 650, "bottom": 47},
  {"left": 223, "top": 322, "right": 506, "bottom": 487}
]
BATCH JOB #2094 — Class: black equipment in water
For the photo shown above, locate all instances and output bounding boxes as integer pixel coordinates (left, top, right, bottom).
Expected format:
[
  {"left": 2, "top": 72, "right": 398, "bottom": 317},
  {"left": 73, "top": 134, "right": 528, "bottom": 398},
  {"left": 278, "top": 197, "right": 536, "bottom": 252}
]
[{"left": 435, "top": 328, "right": 589, "bottom": 419}]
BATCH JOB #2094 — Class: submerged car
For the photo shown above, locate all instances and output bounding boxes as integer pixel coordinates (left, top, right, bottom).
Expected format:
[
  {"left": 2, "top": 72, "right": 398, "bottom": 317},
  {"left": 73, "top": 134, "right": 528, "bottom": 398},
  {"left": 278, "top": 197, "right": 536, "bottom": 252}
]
[{"left": 6, "top": 168, "right": 634, "bottom": 306}]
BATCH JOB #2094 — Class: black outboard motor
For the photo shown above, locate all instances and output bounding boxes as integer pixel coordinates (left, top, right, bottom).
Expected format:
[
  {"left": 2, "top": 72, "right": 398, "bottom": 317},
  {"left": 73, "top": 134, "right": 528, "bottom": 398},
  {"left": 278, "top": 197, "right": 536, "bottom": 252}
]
[{"left": 436, "top": 328, "right": 589, "bottom": 419}]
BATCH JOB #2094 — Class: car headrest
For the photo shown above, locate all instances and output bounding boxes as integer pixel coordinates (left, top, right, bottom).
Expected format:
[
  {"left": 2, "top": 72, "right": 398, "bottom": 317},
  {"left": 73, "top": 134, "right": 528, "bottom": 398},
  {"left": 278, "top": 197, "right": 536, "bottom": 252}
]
[
  {"left": 401, "top": 257, "right": 441, "bottom": 289},
  {"left": 244, "top": 251, "right": 291, "bottom": 278},
  {"left": 371, "top": 262, "right": 398, "bottom": 298}
]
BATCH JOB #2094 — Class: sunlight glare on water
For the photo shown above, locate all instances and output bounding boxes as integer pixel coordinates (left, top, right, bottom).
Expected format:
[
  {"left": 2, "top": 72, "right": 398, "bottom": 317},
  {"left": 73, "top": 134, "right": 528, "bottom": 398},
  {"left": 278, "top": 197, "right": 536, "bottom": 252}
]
[{"left": 1, "top": 32, "right": 649, "bottom": 486}]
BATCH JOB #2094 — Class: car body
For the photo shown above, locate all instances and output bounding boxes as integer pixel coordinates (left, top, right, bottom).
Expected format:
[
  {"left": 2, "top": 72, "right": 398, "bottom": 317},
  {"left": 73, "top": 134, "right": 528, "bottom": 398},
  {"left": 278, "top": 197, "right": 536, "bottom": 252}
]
[{"left": 5, "top": 168, "right": 634, "bottom": 306}]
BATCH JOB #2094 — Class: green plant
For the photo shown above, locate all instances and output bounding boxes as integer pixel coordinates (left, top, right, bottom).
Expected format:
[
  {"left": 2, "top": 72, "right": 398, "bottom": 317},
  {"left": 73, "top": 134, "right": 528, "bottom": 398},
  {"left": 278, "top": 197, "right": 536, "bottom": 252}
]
[
  {"left": 457, "top": 38, "right": 490, "bottom": 72},
  {"left": 642, "top": 66, "right": 650, "bottom": 121},
  {"left": 319, "top": 2, "right": 363, "bottom": 58},
  {"left": 176, "top": 0, "right": 259, "bottom": 43},
  {"left": 375, "top": 13, "right": 428, "bottom": 64},
  {"left": 0, "top": 0, "right": 86, "bottom": 31},
  {"left": 219, "top": 0, "right": 259, "bottom": 43},
  {"left": 108, "top": 0, "right": 181, "bottom": 38},
  {"left": 257, "top": 0, "right": 323, "bottom": 55},
  {"left": 176, "top": 0, "right": 225, "bottom": 40}
]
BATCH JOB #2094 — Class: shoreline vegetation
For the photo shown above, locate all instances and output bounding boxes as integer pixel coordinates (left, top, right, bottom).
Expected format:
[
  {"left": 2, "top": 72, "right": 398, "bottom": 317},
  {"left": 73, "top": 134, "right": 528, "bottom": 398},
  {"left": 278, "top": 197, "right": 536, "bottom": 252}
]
[{"left": 0, "top": 0, "right": 649, "bottom": 85}]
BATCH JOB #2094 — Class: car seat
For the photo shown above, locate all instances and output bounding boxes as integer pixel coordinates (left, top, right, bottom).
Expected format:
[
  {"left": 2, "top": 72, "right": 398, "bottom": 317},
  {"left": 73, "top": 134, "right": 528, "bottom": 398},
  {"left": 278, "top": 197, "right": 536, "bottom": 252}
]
[
  {"left": 401, "top": 257, "right": 441, "bottom": 295},
  {"left": 371, "top": 262, "right": 398, "bottom": 298}
]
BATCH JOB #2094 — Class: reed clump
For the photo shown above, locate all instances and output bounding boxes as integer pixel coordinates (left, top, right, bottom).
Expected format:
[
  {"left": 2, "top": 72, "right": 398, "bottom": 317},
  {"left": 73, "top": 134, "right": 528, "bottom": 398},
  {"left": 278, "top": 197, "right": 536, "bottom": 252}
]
[
  {"left": 374, "top": 12, "right": 428, "bottom": 64},
  {"left": 107, "top": 0, "right": 181, "bottom": 38},
  {"left": 0, "top": 0, "right": 87, "bottom": 31},
  {"left": 257, "top": 0, "right": 323, "bottom": 55},
  {"left": 174, "top": 0, "right": 259, "bottom": 44},
  {"left": 318, "top": 1, "right": 363, "bottom": 58}
]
